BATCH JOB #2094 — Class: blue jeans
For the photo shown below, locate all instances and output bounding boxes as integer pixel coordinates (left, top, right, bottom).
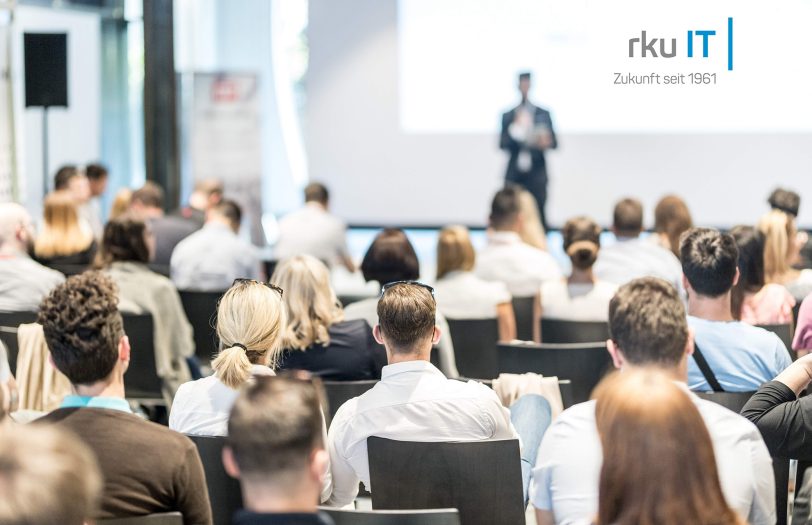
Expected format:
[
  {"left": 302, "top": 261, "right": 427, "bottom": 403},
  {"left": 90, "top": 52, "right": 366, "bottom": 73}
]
[{"left": 508, "top": 394, "right": 552, "bottom": 506}]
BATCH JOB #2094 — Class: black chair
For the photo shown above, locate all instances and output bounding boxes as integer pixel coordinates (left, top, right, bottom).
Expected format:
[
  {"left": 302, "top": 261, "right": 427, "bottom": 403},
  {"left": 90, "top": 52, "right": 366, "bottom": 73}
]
[
  {"left": 320, "top": 507, "right": 461, "bottom": 525},
  {"left": 179, "top": 291, "right": 224, "bottom": 364},
  {"left": 512, "top": 296, "right": 535, "bottom": 341},
  {"left": 262, "top": 259, "right": 278, "bottom": 280},
  {"left": 455, "top": 376, "right": 575, "bottom": 409},
  {"left": 368, "top": 437, "right": 524, "bottom": 525},
  {"left": 694, "top": 391, "right": 755, "bottom": 413},
  {"left": 0, "top": 311, "right": 39, "bottom": 373},
  {"left": 497, "top": 342, "right": 611, "bottom": 405},
  {"left": 49, "top": 263, "right": 90, "bottom": 277},
  {"left": 323, "top": 380, "right": 378, "bottom": 428},
  {"left": 446, "top": 318, "right": 499, "bottom": 379},
  {"left": 121, "top": 314, "right": 163, "bottom": 401},
  {"left": 758, "top": 324, "right": 795, "bottom": 360},
  {"left": 188, "top": 435, "right": 242, "bottom": 525},
  {"left": 98, "top": 513, "right": 183, "bottom": 525},
  {"left": 540, "top": 319, "right": 609, "bottom": 344},
  {"left": 338, "top": 294, "right": 372, "bottom": 307}
]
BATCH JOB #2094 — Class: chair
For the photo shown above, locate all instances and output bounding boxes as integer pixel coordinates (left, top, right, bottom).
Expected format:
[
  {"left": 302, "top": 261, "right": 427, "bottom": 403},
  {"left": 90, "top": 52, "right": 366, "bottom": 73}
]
[
  {"left": 323, "top": 380, "right": 378, "bottom": 428},
  {"left": 262, "top": 259, "right": 278, "bottom": 280},
  {"left": 98, "top": 513, "right": 183, "bottom": 525},
  {"left": 455, "top": 376, "right": 575, "bottom": 410},
  {"left": 758, "top": 324, "right": 795, "bottom": 360},
  {"left": 0, "top": 311, "right": 39, "bottom": 372},
  {"left": 446, "top": 318, "right": 499, "bottom": 379},
  {"left": 179, "top": 291, "right": 224, "bottom": 364},
  {"left": 49, "top": 263, "right": 90, "bottom": 277},
  {"left": 338, "top": 294, "right": 372, "bottom": 307},
  {"left": 368, "top": 437, "right": 524, "bottom": 525},
  {"left": 694, "top": 391, "right": 755, "bottom": 413},
  {"left": 121, "top": 314, "right": 163, "bottom": 401},
  {"left": 187, "top": 435, "right": 242, "bottom": 525},
  {"left": 540, "top": 319, "right": 609, "bottom": 344},
  {"left": 497, "top": 342, "right": 611, "bottom": 405},
  {"left": 511, "top": 296, "right": 535, "bottom": 341},
  {"left": 320, "top": 507, "right": 461, "bottom": 525}
]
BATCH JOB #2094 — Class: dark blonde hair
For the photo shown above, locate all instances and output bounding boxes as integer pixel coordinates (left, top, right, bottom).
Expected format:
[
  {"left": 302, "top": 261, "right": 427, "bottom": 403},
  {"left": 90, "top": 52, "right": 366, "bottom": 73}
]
[
  {"left": 35, "top": 191, "right": 93, "bottom": 258},
  {"left": 562, "top": 216, "right": 600, "bottom": 270},
  {"left": 436, "top": 226, "right": 475, "bottom": 279},
  {"left": 654, "top": 195, "right": 693, "bottom": 256}
]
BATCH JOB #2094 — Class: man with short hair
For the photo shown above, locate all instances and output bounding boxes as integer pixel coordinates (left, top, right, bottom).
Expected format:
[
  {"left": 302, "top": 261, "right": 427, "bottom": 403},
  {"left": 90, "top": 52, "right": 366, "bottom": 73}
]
[
  {"left": 223, "top": 376, "right": 334, "bottom": 524},
  {"left": 130, "top": 182, "right": 199, "bottom": 268},
  {"left": 171, "top": 199, "right": 261, "bottom": 291},
  {"left": 37, "top": 272, "right": 212, "bottom": 524},
  {"left": 85, "top": 163, "right": 109, "bottom": 237},
  {"left": 327, "top": 282, "right": 551, "bottom": 507},
  {"left": 0, "top": 202, "right": 65, "bottom": 311},
  {"left": 175, "top": 178, "right": 224, "bottom": 227},
  {"left": 53, "top": 165, "right": 95, "bottom": 235},
  {"left": 530, "top": 277, "right": 775, "bottom": 525},
  {"left": 274, "top": 182, "right": 355, "bottom": 272},
  {"left": 475, "top": 185, "right": 561, "bottom": 296},
  {"left": 680, "top": 227, "right": 791, "bottom": 391}
]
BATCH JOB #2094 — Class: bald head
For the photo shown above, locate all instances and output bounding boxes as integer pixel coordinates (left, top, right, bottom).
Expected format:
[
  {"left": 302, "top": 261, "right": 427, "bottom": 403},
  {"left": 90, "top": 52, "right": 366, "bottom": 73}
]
[{"left": 0, "top": 203, "right": 34, "bottom": 253}]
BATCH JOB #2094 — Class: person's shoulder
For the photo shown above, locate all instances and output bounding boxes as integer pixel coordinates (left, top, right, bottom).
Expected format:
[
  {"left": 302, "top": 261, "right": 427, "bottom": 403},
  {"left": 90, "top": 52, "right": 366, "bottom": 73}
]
[
  {"left": 694, "top": 396, "right": 762, "bottom": 438},
  {"left": 331, "top": 318, "right": 371, "bottom": 338},
  {"left": 546, "top": 401, "right": 597, "bottom": 438}
]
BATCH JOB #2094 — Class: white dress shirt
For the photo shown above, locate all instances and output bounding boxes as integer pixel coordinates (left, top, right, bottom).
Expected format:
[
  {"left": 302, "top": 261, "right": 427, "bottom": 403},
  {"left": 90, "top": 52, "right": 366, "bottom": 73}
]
[
  {"left": 0, "top": 252, "right": 65, "bottom": 312},
  {"left": 274, "top": 203, "right": 351, "bottom": 267},
  {"left": 593, "top": 236, "right": 683, "bottom": 292},
  {"left": 435, "top": 270, "right": 512, "bottom": 319},
  {"left": 326, "top": 360, "right": 517, "bottom": 507},
  {"left": 475, "top": 231, "right": 562, "bottom": 297},
  {"left": 540, "top": 279, "right": 618, "bottom": 322},
  {"left": 529, "top": 384, "right": 775, "bottom": 525}
]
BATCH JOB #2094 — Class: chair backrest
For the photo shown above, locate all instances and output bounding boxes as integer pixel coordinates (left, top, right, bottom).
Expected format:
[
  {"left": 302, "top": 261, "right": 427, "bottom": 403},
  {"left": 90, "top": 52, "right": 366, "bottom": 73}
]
[
  {"left": 122, "top": 313, "right": 163, "bottom": 400},
  {"left": 323, "top": 380, "right": 378, "bottom": 428},
  {"left": 445, "top": 318, "right": 499, "bottom": 379},
  {"left": 178, "top": 291, "right": 224, "bottom": 364},
  {"left": 49, "top": 263, "right": 90, "bottom": 277},
  {"left": 757, "top": 324, "right": 795, "bottom": 360},
  {"left": 98, "top": 513, "right": 183, "bottom": 525},
  {"left": 694, "top": 391, "right": 755, "bottom": 413},
  {"left": 187, "top": 435, "right": 243, "bottom": 525},
  {"left": 368, "top": 437, "right": 524, "bottom": 525},
  {"left": 511, "top": 296, "right": 535, "bottom": 341},
  {"left": 540, "top": 319, "right": 609, "bottom": 344},
  {"left": 497, "top": 342, "right": 611, "bottom": 405},
  {"left": 320, "top": 507, "right": 461, "bottom": 525},
  {"left": 338, "top": 294, "right": 372, "bottom": 307},
  {"left": 455, "top": 376, "right": 575, "bottom": 409},
  {"left": 0, "top": 311, "right": 39, "bottom": 372}
]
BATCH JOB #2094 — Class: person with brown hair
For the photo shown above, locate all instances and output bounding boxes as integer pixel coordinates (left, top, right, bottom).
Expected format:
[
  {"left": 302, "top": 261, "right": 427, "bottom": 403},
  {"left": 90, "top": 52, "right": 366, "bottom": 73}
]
[
  {"left": 593, "top": 370, "right": 745, "bottom": 525},
  {"left": 34, "top": 190, "right": 97, "bottom": 268},
  {"left": 652, "top": 194, "right": 693, "bottom": 256},
  {"left": 759, "top": 209, "right": 812, "bottom": 301}
]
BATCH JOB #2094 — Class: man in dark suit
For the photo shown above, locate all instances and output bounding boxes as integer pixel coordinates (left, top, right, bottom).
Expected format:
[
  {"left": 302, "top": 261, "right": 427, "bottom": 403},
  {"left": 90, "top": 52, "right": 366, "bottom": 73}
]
[{"left": 500, "top": 72, "right": 557, "bottom": 230}]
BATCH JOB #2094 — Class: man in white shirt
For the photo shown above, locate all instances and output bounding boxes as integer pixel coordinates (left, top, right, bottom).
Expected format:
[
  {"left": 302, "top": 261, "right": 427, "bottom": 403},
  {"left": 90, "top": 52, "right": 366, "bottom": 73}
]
[
  {"left": 530, "top": 277, "right": 775, "bottom": 525},
  {"left": 170, "top": 200, "right": 261, "bottom": 291},
  {"left": 475, "top": 186, "right": 561, "bottom": 296},
  {"left": 274, "top": 183, "right": 354, "bottom": 272},
  {"left": 327, "top": 282, "right": 552, "bottom": 507}
]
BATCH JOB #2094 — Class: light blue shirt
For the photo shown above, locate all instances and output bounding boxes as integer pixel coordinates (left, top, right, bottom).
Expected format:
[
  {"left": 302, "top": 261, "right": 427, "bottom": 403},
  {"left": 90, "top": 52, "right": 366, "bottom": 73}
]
[
  {"left": 60, "top": 395, "right": 133, "bottom": 413},
  {"left": 687, "top": 315, "right": 792, "bottom": 392}
]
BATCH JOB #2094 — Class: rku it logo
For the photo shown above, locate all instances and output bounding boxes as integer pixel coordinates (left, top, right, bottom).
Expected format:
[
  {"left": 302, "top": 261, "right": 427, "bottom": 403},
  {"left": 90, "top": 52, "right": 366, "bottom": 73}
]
[{"left": 628, "top": 17, "right": 734, "bottom": 70}]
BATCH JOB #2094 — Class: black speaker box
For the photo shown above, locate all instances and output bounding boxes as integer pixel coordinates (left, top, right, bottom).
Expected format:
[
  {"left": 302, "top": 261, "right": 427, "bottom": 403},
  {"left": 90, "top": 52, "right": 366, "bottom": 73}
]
[{"left": 24, "top": 33, "right": 68, "bottom": 108}]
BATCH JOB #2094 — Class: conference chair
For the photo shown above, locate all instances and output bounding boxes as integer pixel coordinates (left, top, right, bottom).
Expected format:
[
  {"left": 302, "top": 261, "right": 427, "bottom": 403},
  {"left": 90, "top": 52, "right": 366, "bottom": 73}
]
[
  {"left": 540, "top": 319, "right": 609, "bottom": 344},
  {"left": 319, "top": 507, "right": 461, "bottom": 525},
  {"left": 455, "top": 376, "right": 575, "bottom": 410},
  {"left": 497, "top": 341, "right": 612, "bottom": 405},
  {"left": 98, "top": 513, "right": 183, "bottom": 525},
  {"left": 758, "top": 324, "right": 795, "bottom": 360},
  {"left": 179, "top": 290, "right": 224, "bottom": 364},
  {"left": 694, "top": 391, "right": 755, "bottom": 413},
  {"left": 262, "top": 259, "right": 278, "bottom": 280},
  {"left": 0, "top": 311, "right": 38, "bottom": 372},
  {"left": 187, "top": 435, "right": 243, "bottom": 525},
  {"left": 323, "top": 379, "right": 378, "bottom": 428},
  {"left": 121, "top": 313, "right": 163, "bottom": 402},
  {"left": 511, "top": 296, "right": 535, "bottom": 341},
  {"left": 367, "top": 437, "right": 524, "bottom": 525},
  {"left": 445, "top": 318, "right": 499, "bottom": 379},
  {"left": 338, "top": 294, "right": 371, "bottom": 307}
]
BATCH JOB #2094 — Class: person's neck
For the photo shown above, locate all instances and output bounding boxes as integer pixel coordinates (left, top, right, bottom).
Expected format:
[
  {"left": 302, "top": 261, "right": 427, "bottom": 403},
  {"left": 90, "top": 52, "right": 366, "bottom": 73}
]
[
  {"left": 624, "top": 362, "right": 687, "bottom": 383},
  {"left": 241, "top": 482, "right": 319, "bottom": 515},
  {"left": 687, "top": 293, "right": 735, "bottom": 322},
  {"left": 568, "top": 268, "right": 595, "bottom": 285},
  {"left": 387, "top": 348, "right": 431, "bottom": 366},
  {"left": 206, "top": 217, "right": 232, "bottom": 230},
  {"left": 614, "top": 231, "right": 640, "bottom": 241},
  {"left": 72, "top": 372, "right": 125, "bottom": 399},
  {"left": 0, "top": 243, "right": 25, "bottom": 258}
]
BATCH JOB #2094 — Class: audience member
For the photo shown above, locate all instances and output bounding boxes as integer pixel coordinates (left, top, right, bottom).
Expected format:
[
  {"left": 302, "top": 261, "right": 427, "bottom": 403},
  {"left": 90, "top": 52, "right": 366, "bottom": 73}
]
[
  {"left": 681, "top": 228, "right": 791, "bottom": 391},
  {"left": 36, "top": 272, "right": 212, "bottom": 523},
  {"left": 327, "top": 282, "right": 552, "bottom": 506},
  {"left": 530, "top": 277, "right": 774, "bottom": 525},
  {"left": 768, "top": 187, "right": 801, "bottom": 218},
  {"left": 540, "top": 216, "right": 616, "bottom": 322},
  {"left": 53, "top": 165, "right": 95, "bottom": 234},
  {"left": 96, "top": 215, "right": 194, "bottom": 399},
  {"left": 109, "top": 187, "right": 132, "bottom": 220},
  {"left": 0, "top": 202, "right": 65, "bottom": 311},
  {"left": 434, "top": 225, "right": 515, "bottom": 340},
  {"left": 653, "top": 194, "right": 693, "bottom": 256},
  {"left": 593, "top": 197, "right": 683, "bottom": 291},
  {"left": 175, "top": 178, "right": 224, "bottom": 227},
  {"left": 274, "top": 255, "right": 386, "bottom": 380},
  {"left": 129, "top": 182, "right": 199, "bottom": 268},
  {"left": 730, "top": 225, "right": 795, "bottom": 324},
  {"left": 170, "top": 278, "right": 286, "bottom": 436},
  {"left": 517, "top": 187, "right": 548, "bottom": 250},
  {"left": 759, "top": 209, "right": 812, "bottom": 301},
  {"left": 85, "top": 163, "right": 109, "bottom": 237},
  {"left": 171, "top": 199, "right": 261, "bottom": 291},
  {"left": 476, "top": 185, "right": 561, "bottom": 296},
  {"left": 34, "top": 191, "right": 97, "bottom": 268},
  {"left": 793, "top": 294, "right": 812, "bottom": 357},
  {"left": 343, "top": 228, "right": 459, "bottom": 377},
  {"left": 0, "top": 424, "right": 103, "bottom": 525},
  {"left": 593, "top": 370, "right": 745, "bottom": 525},
  {"left": 274, "top": 182, "right": 355, "bottom": 272},
  {"left": 224, "top": 376, "right": 334, "bottom": 524}
]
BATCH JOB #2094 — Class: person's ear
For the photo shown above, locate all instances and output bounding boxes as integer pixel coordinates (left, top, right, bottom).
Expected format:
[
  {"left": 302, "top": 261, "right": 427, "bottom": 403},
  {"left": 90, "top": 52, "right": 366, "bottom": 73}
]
[
  {"left": 684, "top": 328, "right": 695, "bottom": 357},
  {"left": 310, "top": 448, "right": 329, "bottom": 486},
  {"left": 732, "top": 267, "right": 740, "bottom": 287},
  {"left": 431, "top": 326, "right": 441, "bottom": 346},
  {"left": 606, "top": 339, "right": 624, "bottom": 369},
  {"left": 222, "top": 446, "right": 241, "bottom": 479},
  {"left": 118, "top": 335, "right": 131, "bottom": 364},
  {"left": 682, "top": 274, "right": 691, "bottom": 295},
  {"left": 373, "top": 325, "right": 385, "bottom": 345}
]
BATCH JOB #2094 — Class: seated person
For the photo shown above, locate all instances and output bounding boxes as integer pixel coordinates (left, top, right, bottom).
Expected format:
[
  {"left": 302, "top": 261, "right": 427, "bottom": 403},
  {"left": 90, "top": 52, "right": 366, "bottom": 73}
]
[
  {"left": 593, "top": 370, "right": 745, "bottom": 525},
  {"left": 224, "top": 376, "right": 334, "bottom": 524},
  {"left": 759, "top": 209, "right": 812, "bottom": 301},
  {"left": 274, "top": 255, "right": 386, "bottom": 380},
  {"left": 36, "top": 272, "right": 212, "bottom": 524},
  {"left": 343, "top": 228, "right": 459, "bottom": 377},
  {"left": 540, "top": 216, "right": 617, "bottom": 322},
  {"left": 475, "top": 185, "right": 561, "bottom": 297},
  {"left": 434, "top": 225, "right": 515, "bottom": 341},
  {"left": 170, "top": 199, "right": 262, "bottom": 291},
  {"left": 516, "top": 188, "right": 547, "bottom": 250},
  {"left": 174, "top": 178, "right": 224, "bottom": 228},
  {"left": 327, "top": 282, "right": 552, "bottom": 507},
  {"left": 681, "top": 228, "right": 791, "bottom": 392},
  {"left": 85, "top": 163, "right": 109, "bottom": 238},
  {"left": 53, "top": 165, "right": 95, "bottom": 237},
  {"left": 34, "top": 191, "right": 97, "bottom": 268},
  {"left": 795, "top": 294, "right": 812, "bottom": 357},
  {"left": 651, "top": 194, "right": 693, "bottom": 257},
  {"left": 530, "top": 277, "right": 774, "bottom": 525},
  {"left": 0, "top": 202, "right": 65, "bottom": 311}
]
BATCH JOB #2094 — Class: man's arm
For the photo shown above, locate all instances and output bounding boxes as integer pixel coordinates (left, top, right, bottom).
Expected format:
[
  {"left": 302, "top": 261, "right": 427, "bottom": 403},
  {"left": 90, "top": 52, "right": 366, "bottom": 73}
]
[
  {"left": 324, "top": 418, "right": 360, "bottom": 507},
  {"left": 535, "top": 509, "right": 555, "bottom": 525},
  {"left": 747, "top": 431, "right": 777, "bottom": 525},
  {"left": 500, "top": 111, "right": 519, "bottom": 152}
]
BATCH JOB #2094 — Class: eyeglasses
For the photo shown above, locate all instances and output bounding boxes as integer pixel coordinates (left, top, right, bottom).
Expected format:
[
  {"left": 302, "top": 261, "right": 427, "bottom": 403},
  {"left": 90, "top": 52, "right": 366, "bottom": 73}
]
[
  {"left": 232, "top": 278, "right": 284, "bottom": 297},
  {"left": 380, "top": 280, "right": 435, "bottom": 299}
]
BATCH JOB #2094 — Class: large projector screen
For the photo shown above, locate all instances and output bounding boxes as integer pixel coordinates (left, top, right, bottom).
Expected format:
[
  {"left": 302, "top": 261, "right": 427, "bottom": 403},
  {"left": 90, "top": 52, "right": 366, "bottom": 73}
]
[{"left": 307, "top": 0, "right": 812, "bottom": 228}]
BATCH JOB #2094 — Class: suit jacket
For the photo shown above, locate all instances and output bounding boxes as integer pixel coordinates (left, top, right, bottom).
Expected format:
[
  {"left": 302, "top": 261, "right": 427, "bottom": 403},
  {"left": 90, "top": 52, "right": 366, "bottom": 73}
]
[{"left": 500, "top": 103, "right": 557, "bottom": 180}]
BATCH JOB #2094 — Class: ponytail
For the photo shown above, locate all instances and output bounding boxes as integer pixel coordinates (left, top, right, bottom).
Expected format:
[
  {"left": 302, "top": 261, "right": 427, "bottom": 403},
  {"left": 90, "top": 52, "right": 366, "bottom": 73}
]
[{"left": 211, "top": 345, "right": 253, "bottom": 390}]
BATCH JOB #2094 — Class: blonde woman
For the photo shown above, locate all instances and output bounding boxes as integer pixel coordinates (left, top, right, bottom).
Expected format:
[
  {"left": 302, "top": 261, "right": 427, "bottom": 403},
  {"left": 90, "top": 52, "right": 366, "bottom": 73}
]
[
  {"left": 517, "top": 188, "right": 548, "bottom": 250},
  {"left": 34, "top": 191, "right": 96, "bottom": 268},
  {"left": 169, "top": 278, "right": 287, "bottom": 436},
  {"left": 434, "top": 226, "right": 516, "bottom": 341},
  {"left": 109, "top": 188, "right": 132, "bottom": 220},
  {"left": 759, "top": 209, "right": 812, "bottom": 301},
  {"left": 273, "top": 255, "right": 386, "bottom": 380}
]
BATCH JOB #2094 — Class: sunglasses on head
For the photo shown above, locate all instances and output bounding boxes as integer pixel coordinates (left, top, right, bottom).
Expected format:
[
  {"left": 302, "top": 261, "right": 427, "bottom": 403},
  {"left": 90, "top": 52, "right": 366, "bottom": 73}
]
[
  {"left": 380, "top": 280, "right": 435, "bottom": 298},
  {"left": 232, "top": 278, "right": 284, "bottom": 297}
]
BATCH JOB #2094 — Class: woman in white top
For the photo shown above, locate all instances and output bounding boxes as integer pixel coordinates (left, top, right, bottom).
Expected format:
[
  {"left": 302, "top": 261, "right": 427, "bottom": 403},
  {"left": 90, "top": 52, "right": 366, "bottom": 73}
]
[
  {"left": 169, "top": 278, "right": 286, "bottom": 436},
  {"left": 759, "top": 209, "right": 812, "bottom": 301},
  {"left": 540, "top": 216, "right": 617, "bottom": 322},
  {"left": 434, "top": 226, "right": 516, "bottom": 341}
]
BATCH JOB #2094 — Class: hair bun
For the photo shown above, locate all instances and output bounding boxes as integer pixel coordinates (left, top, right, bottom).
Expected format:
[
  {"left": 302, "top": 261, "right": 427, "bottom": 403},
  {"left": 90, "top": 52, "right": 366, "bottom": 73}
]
[{"left": 566, "top": 240, "right": 599, "bottom": 269}]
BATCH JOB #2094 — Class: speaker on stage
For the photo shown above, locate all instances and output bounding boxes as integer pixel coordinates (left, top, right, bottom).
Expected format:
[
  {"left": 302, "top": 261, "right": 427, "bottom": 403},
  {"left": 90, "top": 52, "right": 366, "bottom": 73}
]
[{"left": 24, "top": 33, "right": 68, "bottom": 108}]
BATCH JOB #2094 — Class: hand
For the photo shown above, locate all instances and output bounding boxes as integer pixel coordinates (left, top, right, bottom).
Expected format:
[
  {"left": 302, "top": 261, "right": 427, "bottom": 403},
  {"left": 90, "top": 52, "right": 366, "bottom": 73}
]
[{"left": 537, "top": 133, "right": 552, "bottom": 149}]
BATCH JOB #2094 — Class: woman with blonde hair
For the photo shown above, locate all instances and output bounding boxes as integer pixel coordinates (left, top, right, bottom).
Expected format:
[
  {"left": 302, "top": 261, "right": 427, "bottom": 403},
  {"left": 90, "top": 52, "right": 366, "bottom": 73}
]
[
  {"left": 594, "top": 370, "right": 744, "bottom": 525},
  {"left": 758, "top": 209, "right": 812, "bottom": 301},
  {"left": 170, "top": 278, "right": 287, "bottom": 435},
  {"left": 434, "top": 225, "right": 515, "bottom": 341},
  {"left": 274, "top": 255, "right": 386, "bottom": 380},
  {"left": 34, "top": 190, "right": 96, "bottom": 268},
  {"left": 517, "top": 188, "right": 548, "bottom": 250},
  {"left": 109, "top": 188, "right": 133, "bottom": 220}
]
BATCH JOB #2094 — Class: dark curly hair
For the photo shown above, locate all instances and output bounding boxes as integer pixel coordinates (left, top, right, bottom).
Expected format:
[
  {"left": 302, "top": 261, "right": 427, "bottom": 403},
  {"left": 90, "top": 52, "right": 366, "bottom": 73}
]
[{"left": 38, "top": 272, "right": 123, "bottom": 385}]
